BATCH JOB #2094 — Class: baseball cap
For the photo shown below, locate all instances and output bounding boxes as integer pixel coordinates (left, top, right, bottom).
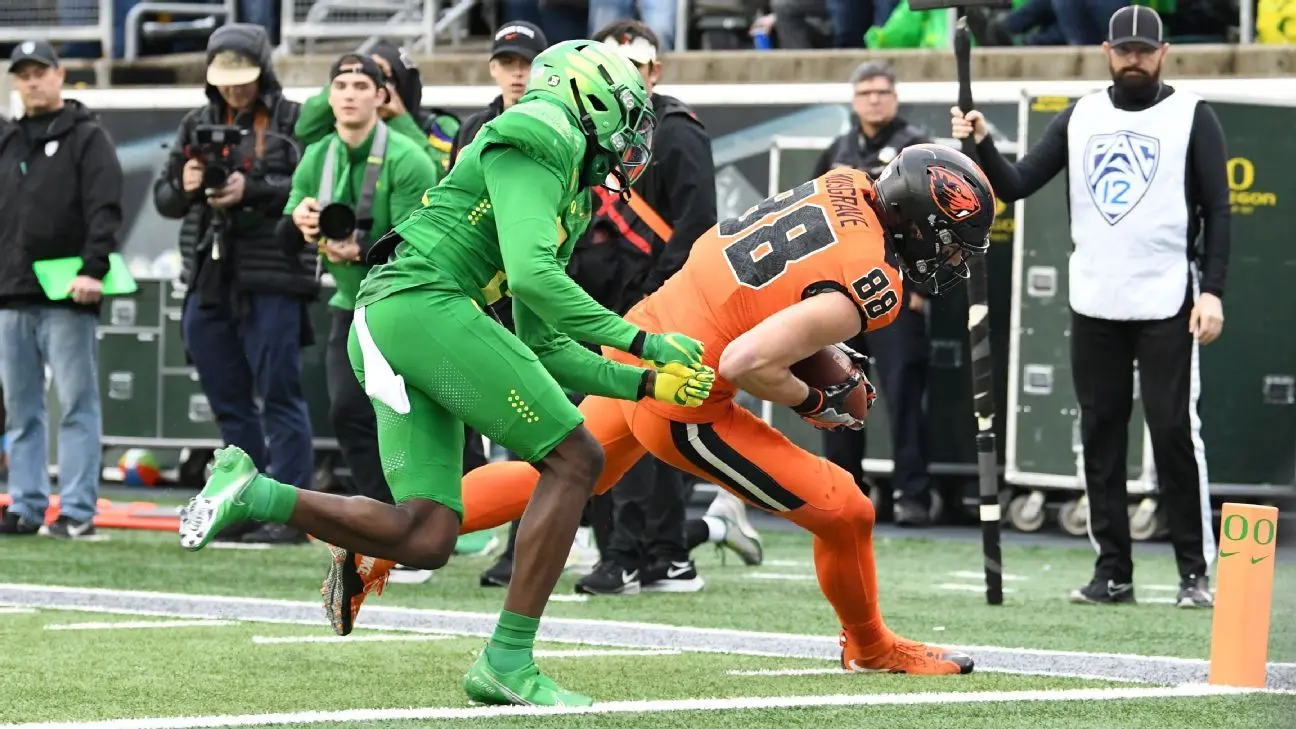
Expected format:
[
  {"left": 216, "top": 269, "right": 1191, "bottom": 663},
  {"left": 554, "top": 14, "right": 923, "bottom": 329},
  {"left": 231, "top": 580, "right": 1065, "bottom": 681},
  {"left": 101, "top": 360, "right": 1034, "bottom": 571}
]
[
  {"left": 330, "top": 53, "right": 385, "bottom": 87},
  {"left": 602, "top": 33, "right": 658, "bottom": 66},
  {"left": 206, "top": 49, "right": 262, "bottom": 86},
  {"left": 490, "top": 21, "right": 547, "bottom": 62},
  {"left": 1108, "top": 5, "right": 1164, "bottom": 48},
  {"left": 8, "top": 40, "right": 59, "bottom": 73}
]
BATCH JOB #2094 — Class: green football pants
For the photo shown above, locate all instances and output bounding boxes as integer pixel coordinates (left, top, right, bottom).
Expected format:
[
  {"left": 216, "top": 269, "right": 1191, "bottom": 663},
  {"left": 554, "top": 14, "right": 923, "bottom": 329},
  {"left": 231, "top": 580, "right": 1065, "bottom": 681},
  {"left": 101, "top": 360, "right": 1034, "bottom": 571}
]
[{"left": 347, "top": 289, "right": 584, "bottom": 516}]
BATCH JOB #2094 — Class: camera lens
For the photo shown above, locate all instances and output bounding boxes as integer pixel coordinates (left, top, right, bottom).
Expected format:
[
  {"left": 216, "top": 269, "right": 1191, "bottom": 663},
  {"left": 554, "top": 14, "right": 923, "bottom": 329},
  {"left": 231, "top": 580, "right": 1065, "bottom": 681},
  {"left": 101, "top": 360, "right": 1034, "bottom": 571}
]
[
  {"left": 318, "top": 203, "right": 357, "bottom": 241},
  {"left": 202, "top": 165, "right": 229, "bottom": 190}
]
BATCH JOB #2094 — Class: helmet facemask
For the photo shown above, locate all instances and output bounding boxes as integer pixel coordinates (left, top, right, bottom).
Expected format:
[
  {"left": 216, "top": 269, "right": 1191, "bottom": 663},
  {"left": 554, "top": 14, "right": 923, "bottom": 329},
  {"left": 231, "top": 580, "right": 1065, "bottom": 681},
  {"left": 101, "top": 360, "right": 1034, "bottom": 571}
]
[
  {"left": 568, "top": 74, "right": 655, "bottom": 200},
  {"left": 899, "top": 216, "right": 990, "bottom": 295}
]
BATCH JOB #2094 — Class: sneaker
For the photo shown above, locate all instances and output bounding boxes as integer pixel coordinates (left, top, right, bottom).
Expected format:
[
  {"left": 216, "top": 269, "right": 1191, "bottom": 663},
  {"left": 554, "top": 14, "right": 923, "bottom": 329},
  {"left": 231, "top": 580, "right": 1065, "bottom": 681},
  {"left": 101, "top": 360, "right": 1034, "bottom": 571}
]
[
  {"left": 178, "top": 445, "right": 259, "bottom": 551},
  {"left": 564, "top": 526, "right": 600, "bottom": 575},
  {"left": 1176, "top": 574, "right": 1213, "bottom": 609},
  {"left": 38, "top": 515, "right": 96, "bottom": 540},
  {"left": 893, "top": 497, "right": 931, "bottom": 527},
  {"left": 574, "top": 560, "right": 640, "bottom": 596},
  {"left": 479, "top": 557, "right": 512, "bottom": 588},
  {"left": 841, "top": 630, "right": 974, "bottom": 675},
  {"left": 704, "top": 491, "right": 763, "bottom": 566},
  {"left": 1068, "top": 577, "right": 1136, "bottom": 605},
  {"left": 462, "top": 648, "right": 593, "bottom": 706},
  {"left": 388, "top": 564, "right": 435, "bottom": 585},
  {"left": 321, "top": 546, "right": 394, "bottom": 636},
  {"left": 641, "top": 559, "right": 705, "bottom": 593},
  {"left": 455, "top": 530, "right": 500, "bottom": 557},
  {"left": 0, "top": 507, "right": 42, "bottom": 536}
]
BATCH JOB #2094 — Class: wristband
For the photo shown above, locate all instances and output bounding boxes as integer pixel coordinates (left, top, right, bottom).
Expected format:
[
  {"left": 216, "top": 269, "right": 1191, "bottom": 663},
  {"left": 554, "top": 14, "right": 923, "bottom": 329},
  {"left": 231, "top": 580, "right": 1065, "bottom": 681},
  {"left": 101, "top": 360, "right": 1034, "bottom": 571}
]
[
  {"left": 637, "top": 369, "right": 653, "bottom": 400},
  {"left": 628, "top": 331, "right": 647, "bottom": 358},
  {"left": 793, "top": 387, "right": 825, "bottom": 415}
]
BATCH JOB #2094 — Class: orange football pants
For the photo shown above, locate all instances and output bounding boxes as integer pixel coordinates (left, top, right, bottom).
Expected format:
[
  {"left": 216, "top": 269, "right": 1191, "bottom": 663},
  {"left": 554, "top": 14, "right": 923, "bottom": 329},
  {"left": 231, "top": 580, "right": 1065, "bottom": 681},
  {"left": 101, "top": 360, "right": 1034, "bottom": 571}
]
[{"left": 460, "top": 394, "right": 893, "bottom": 656}]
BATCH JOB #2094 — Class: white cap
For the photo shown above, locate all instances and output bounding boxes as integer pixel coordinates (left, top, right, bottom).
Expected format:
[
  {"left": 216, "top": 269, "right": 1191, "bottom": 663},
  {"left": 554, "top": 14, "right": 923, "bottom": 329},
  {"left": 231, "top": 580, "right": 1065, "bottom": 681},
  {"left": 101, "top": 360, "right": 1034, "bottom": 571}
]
[{"left": 602, "top": 35, "right": 657, "bottom": 66}]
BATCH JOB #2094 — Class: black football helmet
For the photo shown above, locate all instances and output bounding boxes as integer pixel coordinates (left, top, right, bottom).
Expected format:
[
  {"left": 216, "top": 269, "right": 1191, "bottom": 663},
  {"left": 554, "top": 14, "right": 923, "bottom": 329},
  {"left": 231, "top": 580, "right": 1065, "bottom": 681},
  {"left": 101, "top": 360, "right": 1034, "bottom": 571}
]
[{"left": 871, "top": 143, "right": 997, "bottom": 295}]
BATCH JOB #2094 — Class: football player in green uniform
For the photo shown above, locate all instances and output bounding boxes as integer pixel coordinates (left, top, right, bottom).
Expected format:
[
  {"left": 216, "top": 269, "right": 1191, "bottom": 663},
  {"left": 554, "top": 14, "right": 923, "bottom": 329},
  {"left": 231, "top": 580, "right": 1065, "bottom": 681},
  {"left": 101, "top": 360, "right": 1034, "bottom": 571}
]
[{"left": 178, "top": 40, "right": 715, "bottom": 707}]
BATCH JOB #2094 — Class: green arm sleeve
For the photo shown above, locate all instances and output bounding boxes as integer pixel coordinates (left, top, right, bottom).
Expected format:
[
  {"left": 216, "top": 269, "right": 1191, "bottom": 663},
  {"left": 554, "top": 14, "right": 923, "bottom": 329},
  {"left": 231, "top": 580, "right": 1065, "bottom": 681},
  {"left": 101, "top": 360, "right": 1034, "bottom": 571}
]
[
  {"left": 513, "top": 298, "right": 647, "bottom": 402},
  {"left": 294, "top": 85, "right": 335, "bottom": 146},
  {"left": 482, "top": 145, "right": 641, "bottom": 351}
]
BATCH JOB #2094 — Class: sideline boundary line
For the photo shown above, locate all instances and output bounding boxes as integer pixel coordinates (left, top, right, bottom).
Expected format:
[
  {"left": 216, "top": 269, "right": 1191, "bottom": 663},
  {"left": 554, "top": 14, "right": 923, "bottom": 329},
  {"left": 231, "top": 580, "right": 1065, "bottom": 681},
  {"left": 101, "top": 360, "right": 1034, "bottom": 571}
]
[
  {"left": 0, "top": 685, "right": 1266, "bottom": 729},
  {"left": 3, "top": 584, "right": 1294, "bottom": 689}
]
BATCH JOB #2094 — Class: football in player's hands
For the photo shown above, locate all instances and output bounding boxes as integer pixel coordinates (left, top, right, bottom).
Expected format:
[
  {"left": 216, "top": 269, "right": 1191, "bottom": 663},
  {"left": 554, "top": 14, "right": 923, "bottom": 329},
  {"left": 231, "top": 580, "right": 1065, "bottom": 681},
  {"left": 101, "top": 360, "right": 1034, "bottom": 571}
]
[{"left": 791, "top": 346, "right": 874, "bottom": 422}]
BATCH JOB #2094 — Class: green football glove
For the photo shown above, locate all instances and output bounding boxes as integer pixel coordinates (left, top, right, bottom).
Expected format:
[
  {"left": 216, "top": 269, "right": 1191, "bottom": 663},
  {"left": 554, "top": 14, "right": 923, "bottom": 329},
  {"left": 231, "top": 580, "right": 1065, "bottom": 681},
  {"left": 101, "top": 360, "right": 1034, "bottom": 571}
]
[
  {"left": 648, "top": 362, "right": 715, "bottom": 408},
  {"left": 634, "top": 331, "right": 706, "bottom": 368}
]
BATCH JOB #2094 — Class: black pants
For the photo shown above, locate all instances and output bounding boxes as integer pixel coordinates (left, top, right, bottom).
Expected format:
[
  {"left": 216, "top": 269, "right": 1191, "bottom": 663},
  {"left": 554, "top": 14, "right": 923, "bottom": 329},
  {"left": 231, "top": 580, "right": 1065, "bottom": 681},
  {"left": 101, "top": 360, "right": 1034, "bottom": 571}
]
[
  {"left": 594, "top": 456, "right": 691, "bottom": 570},
  {"left": 1071, "top": 301, "right": 1211, "bottom": 583},
  {"left": 823, "top": 291, "right": 931, "bottom": 503},
  {"left": 183, "top": 292, "right": 314, "bottom": 489},
  {"left": 325, "top": 308, "right": 391, "bottom": 503}
]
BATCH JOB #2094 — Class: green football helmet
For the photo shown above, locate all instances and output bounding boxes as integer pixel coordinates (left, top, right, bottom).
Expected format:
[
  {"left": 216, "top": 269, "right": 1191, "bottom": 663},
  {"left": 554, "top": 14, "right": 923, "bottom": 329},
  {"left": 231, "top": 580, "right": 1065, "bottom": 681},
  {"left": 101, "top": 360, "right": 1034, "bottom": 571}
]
[{"left": 524, "top": 39, "right": 655, "bottom": 195}]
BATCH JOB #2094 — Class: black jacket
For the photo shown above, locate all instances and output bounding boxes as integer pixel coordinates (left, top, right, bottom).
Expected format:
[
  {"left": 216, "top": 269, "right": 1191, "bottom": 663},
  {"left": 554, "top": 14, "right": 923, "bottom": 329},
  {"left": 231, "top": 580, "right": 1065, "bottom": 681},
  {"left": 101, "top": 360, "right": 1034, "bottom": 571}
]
[
  {"left": 448, "top": 95, "right": 505, "bottom": 170},
  {"left": 814, "top": 116, "right": 932, "bottom": 179},
  {"left": 152, "top": 24, "right": 313, "bottom": 302},
  {"left": 0, "top": 99, "right": 124, "bottom": 311},
  {"left": 571, "top": 93, "right": 716, "bottom": 314}
]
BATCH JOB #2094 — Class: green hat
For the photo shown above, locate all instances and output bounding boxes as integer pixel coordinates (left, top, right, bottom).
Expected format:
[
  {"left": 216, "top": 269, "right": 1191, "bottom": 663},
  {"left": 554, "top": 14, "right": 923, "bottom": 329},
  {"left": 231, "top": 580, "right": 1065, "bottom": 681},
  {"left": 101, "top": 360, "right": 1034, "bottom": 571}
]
[{"left": 524, "top": 39, "right": 655, "bottom": 190}]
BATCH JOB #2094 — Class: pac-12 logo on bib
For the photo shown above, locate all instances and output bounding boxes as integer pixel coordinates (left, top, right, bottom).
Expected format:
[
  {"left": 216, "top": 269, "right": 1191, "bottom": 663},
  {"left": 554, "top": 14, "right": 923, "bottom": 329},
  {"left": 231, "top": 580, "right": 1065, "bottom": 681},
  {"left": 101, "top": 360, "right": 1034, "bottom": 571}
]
[{"left": 1084, "top": 131, "right": 1159, "bottom": 225}]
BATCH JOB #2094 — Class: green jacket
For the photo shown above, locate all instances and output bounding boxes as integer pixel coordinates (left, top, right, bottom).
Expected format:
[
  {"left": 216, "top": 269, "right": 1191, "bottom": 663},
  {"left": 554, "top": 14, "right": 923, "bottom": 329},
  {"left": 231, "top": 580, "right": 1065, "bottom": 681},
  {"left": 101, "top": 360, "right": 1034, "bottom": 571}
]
[
  {"left": 294, "top": 82, "right": 460, "bottom": 177},
  {"left": 867, "top": 0, "right": 1028, "bottom": 49},
  {"left": 285, "top": 120, "right": 441, "bottom": 309}
]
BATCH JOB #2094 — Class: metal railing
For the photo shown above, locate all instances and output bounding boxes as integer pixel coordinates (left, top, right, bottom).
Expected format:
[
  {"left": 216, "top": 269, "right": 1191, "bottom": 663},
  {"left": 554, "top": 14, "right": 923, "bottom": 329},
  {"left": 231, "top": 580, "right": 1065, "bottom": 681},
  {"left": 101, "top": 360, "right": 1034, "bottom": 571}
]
[
  {"left": 0, "top": 0, "right": 115, "bottom": 58},
  {"left": 278, "top": 0, "right": 478, "bottom": 54},
  {"left": 123, "top": 1, "right": 238, "bottom": 60}
]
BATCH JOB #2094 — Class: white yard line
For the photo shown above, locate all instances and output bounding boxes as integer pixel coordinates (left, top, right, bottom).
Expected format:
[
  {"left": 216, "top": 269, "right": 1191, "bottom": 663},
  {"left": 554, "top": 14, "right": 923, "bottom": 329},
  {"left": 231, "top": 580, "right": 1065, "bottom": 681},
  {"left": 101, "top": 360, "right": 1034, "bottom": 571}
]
[
  {"left": 0, "top": 685, "right": 1265, "bottom": 729},
  {"left": 533, "top": 649, "right": 680, "bottom": 658},
  {"left": 938, "top": 583, "right": 1019, "bottom": 594},
  {"left": 747, "top": 572, "right": 816, "bottom": 581},
  {"left": 43, "top": 620, "right": 234, "bottom": 631},
  {"left": 946, "top": 571, "right": 1027, "bottom": 582},
  {"left": 0, "top": 606, "right": 37, "bottom": 614},
  {"left": 726, "top": 667, "right": 1148, "bottom": 683},
  {"left": 763, "top": 559, "right": 810, "bottom": 567},
  {"left": 547, "top": 594, "right": 589, "bottom": 603},
  {"left": 251, "top": 634, "right": 453, "bottom": 645}
]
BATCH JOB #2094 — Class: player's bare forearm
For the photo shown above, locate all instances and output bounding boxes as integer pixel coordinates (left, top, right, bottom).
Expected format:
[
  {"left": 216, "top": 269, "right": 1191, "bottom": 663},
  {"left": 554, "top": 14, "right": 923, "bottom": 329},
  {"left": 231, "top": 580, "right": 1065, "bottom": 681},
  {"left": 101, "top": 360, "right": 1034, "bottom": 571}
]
[{"left": 719, "top": 291, "right": 861, "bottom": 404}]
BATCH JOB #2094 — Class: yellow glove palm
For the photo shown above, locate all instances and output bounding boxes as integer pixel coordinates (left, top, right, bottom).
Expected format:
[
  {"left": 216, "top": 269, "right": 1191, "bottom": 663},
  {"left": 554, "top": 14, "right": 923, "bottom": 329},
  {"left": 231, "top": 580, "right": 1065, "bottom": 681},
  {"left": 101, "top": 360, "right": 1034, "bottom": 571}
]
[{"left": 649, "top": 361, "right": 715, "bottom": 408}]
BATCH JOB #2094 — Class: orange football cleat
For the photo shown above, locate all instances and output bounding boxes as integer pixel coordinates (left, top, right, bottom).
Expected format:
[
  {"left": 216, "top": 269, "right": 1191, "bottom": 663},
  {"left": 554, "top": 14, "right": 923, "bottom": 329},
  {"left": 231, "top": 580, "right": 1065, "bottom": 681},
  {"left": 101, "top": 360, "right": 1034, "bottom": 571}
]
[
  {"left": 839, "top": 630, "right": 974, "bottom": 675},
  {"left": 321, "top": 545, "right": 394, "bottom": 636}
]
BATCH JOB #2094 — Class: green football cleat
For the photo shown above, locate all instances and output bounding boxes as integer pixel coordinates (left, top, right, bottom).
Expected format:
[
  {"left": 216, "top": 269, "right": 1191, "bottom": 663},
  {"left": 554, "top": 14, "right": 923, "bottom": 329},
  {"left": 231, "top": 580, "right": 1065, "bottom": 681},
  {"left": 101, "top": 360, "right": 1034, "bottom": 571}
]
[
  {"left": 462, "top": 650, "right": 593, "bottom": 707},
  {"left": 178, "top": 446, "right": 259, "bottom": 551}
]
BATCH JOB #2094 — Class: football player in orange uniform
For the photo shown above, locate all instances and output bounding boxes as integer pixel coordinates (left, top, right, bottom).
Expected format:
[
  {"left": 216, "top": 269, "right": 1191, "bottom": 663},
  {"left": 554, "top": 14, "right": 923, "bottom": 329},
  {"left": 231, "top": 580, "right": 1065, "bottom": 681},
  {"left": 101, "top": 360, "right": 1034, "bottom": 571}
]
[{"left": 330, "top": 144, "right": 998, "bottom": 682}]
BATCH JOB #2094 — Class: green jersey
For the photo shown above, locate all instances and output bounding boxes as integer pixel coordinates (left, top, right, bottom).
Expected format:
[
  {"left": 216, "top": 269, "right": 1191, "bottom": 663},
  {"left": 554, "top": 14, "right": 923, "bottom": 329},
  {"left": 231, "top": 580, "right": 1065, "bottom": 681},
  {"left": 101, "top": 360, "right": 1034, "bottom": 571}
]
[
  {"left": 354, "top": 97, "right": 647, "bottom": 402},
  {"left": 285, "top": 120, "right": 441, "bottom": 309}
]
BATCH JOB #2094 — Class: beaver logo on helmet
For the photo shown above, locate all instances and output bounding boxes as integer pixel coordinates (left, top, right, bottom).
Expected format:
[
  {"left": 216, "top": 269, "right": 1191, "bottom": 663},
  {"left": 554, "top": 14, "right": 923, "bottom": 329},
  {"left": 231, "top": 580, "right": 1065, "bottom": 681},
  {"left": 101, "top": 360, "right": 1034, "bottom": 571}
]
[{"left": 929, "top": 166, "right": 983, "bottom": 221}]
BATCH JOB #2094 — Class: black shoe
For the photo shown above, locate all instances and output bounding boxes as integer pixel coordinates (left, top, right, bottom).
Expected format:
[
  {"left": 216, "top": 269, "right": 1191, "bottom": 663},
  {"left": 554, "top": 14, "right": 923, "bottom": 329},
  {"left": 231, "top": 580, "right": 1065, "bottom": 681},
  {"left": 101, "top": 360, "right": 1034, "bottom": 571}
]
[
  {"left": 575, "top": 560, "right": 640, "bottom": 596},
  {"left": 1069, "top": 577, "right": 1136, "bottom": 605},
  {"left": 1176, "top": 574, "right": 1214, "bottom": 609},
  {"left": 0, "top": 507, "right": 42, "bottom": 536},
  {"left": 38, "top": 515, "right": 97, "bottom": 540},
  {"left": 641, "top": 559, "right": 705, "bottom": 593},
  {"left": 241, "top": 523, "right": 308, "bottom": 544},
  {"left": 479, "top": 557, "right": 513, "bottom": 588}
]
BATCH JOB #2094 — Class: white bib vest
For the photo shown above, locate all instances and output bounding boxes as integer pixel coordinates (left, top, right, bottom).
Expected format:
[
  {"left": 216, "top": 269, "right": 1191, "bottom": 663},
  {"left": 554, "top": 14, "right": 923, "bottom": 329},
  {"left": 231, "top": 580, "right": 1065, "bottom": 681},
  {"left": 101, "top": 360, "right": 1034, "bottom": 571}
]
[{"left": 1065, "top": 89, "right": 1200, "bottom": 320}]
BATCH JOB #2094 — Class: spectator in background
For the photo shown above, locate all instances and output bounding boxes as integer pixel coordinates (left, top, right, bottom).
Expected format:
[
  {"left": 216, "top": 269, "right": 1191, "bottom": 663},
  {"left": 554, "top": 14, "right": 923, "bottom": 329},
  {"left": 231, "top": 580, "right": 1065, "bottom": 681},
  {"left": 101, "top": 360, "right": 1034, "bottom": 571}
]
[
  {"left": 449, "top": 21, "right": 548, "bottom": 168},
  {"left": 152, "top": 24, "right": 313, "bottom": 545},
  {"left": 588, "top": 0, "right": 678, "bottom": 50},
  {"left": 814, "top": 61, "right": 936, "bottom": 526},
  {"left": 0, "top": 41, "right": 124, "bottom": 539},
  {"left": 282, "top": 52, "right": 442, "bottom": 578}
]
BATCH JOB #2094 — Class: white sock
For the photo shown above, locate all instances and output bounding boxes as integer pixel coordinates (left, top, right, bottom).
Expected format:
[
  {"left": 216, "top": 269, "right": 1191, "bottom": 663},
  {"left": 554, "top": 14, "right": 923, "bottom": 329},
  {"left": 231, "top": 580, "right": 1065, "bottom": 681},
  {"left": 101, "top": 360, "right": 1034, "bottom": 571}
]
[{"left": 703, "top": 515, "right": 727, "bottom": 543}]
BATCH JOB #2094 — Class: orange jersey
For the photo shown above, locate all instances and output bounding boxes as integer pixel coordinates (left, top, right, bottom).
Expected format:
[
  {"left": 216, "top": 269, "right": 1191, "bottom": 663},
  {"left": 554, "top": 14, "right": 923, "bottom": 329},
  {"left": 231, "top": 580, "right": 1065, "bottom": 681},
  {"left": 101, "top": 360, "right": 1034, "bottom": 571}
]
[{"left": 623, "top": 168, "right": 904, "bottom": 417}]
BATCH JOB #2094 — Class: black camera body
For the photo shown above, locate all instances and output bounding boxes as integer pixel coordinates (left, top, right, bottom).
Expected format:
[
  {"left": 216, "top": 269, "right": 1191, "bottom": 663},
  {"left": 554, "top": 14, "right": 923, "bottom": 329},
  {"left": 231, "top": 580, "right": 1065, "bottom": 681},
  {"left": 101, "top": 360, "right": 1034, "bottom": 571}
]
[{"left": 187, "top": 124, "right": 245, "bottom": 190}]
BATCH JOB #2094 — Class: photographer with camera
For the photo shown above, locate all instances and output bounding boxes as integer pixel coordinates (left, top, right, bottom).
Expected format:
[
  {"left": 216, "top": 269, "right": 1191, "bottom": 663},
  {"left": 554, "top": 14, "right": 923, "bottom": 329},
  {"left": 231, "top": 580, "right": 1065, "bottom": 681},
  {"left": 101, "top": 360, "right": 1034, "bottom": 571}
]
[
  {"left": 152, "top": 24, "right": 313, "bottom": 545},
  {"left": 282, "top": 53, "right": 440, "bottom": 529}
]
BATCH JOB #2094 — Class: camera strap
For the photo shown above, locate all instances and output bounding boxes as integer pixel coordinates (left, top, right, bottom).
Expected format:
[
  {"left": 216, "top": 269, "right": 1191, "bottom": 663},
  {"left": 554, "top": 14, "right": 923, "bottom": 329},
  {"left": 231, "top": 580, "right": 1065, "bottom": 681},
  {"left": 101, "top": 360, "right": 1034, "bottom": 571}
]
[{"left": 318, "top": 120, "right": 390, "bottom": 242}]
